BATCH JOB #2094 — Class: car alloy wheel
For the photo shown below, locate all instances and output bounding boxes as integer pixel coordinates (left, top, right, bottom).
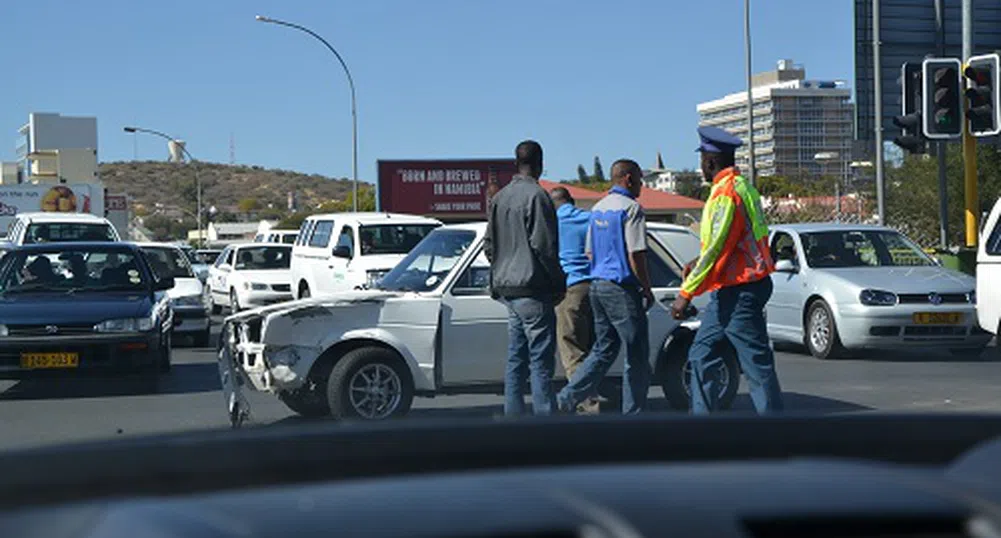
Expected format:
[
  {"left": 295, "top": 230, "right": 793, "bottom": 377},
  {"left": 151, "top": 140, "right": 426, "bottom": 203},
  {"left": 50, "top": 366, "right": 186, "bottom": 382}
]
[
  {"left": 809, "top": 308, "right": 831, "bottom": 352},
  {"left": 806, "top": 300, "right": 843, "bottom": 359},
  {"left": 348, "top": 363, "right": 403, "bottom": 420},
  {"left": 682, "top": 358, "right": 731, "bottom": 401},
  {"left": 230, "top": 290, "right": 241, "bottom": 313}
]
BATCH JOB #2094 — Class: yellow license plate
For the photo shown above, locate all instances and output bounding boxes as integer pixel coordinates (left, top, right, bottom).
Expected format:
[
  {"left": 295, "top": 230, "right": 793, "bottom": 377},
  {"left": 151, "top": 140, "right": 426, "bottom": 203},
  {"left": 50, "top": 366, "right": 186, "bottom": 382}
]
[
  {"left": 912, "top": 312, "right": 963, "bottom": 325},
  {"left": 20, "top": 352, "right": 80, "bottom": 369}
]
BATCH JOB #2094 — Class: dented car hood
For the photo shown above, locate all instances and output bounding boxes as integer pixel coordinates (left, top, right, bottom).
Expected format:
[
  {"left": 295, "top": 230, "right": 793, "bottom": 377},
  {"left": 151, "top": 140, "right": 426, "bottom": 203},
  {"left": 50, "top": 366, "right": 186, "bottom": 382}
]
[{"left": 225, "top": 289, "right": 407, "bottom": 323}]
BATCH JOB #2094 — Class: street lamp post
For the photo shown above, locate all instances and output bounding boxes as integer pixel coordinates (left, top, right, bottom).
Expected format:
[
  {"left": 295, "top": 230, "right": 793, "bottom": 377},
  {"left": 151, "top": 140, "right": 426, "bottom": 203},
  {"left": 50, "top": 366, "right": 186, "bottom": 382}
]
[
  {"left": 256, "top": 15, "right": 359, "bottom": 212},
  {"left": 124, "top": 126, "right": 202, "bottom": 247}
]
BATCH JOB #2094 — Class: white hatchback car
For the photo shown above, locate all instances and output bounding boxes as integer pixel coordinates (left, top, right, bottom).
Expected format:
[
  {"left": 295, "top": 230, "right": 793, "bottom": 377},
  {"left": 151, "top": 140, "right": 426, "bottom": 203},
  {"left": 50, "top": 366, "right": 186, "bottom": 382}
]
[
  {"left": 289, "top": 213, "right": 442, "bottom": 299},
  {"left": 207, "top": 243, "right": 294, "bottom": 314},
  {"left": 977, "top": 196, "right": 1001, "bottom": 340},
  {"left": 219, "top": 222, "right": 734, "bottom": 424}
]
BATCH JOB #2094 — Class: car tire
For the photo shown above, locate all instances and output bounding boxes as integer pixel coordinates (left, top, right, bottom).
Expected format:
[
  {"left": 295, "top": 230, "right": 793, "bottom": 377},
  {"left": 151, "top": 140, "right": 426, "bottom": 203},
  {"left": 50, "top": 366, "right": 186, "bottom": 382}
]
[
  {"left": 659, "top": 330, "right": 739, "bottom": 412},
  {"left": 299, "top": 283, "right": 311, "bottom": 300},
  {"left": 326, "top": 347, "right": 414, "bottom": 421},
  {"left": 230, "top": 289, "right": 241, "bottom": 313},
  {"left": 805, "top": 300, "right": 845, "bottom": 360}
]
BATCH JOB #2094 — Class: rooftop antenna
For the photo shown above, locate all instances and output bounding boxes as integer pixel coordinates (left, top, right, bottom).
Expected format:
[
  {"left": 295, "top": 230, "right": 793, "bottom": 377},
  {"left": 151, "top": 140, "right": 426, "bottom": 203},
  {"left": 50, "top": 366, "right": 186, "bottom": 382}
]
[{"left": 229, "top": 132, "right": 236, "bottom": 165}]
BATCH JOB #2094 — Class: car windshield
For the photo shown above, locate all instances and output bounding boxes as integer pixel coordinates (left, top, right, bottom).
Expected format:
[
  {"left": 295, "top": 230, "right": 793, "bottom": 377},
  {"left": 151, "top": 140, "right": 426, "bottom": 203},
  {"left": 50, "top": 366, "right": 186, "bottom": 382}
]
[
  {"left": 196, "top": 251, "right": 221, "bottom": 264},
  {"left": 359, "top": 224, "right": 439, "bottom": 256},
  {"left": 800, "top": 230, "right": 936, "bottom": 268},
  {"left": 234, "top": 246, "right": 292, "bottom": 270},
  {"left": 142, "top": 247, "right": 195, "bottom": 279},
  {"left": 0, "top": 248, "right": 148, "bottom": 293},
  {"left": 377, "top": 229, "right": 476, "bottom": 292},
  {"left": 24, "top": 223, "right": 115, "bottom": 244}
]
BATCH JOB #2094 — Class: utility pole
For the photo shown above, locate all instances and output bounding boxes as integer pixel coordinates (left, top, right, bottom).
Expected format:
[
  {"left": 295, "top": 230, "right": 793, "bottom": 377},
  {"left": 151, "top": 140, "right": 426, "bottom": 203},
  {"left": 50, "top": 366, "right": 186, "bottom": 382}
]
[
  {"left": 873, "top": 0, "right": 886, "bottom": 226},
  {"left": 961, "top": 0, "right": 979, "bottom": 246},
  {"left": 935, "top": 0, "right": 949, "bottom": 249},
  {"left": 743, "top": 0, "right": 756, "bottom": 186}
]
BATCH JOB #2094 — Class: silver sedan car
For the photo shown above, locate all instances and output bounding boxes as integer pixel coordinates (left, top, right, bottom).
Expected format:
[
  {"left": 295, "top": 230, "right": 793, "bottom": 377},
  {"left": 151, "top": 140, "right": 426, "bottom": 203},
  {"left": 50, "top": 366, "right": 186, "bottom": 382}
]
[{"left": 766, "top": 223, "right": 991, "bottom": 359}]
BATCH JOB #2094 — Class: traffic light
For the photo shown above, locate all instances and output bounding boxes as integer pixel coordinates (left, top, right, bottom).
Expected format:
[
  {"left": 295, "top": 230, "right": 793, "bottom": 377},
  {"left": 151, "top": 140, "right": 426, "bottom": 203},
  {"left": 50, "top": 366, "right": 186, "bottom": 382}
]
[
  {"left": 893, "top": 62, "right": 926, "bottom": 154},
  {"left": 964, "top": 53, "right": 1001, "bottom": 137},
  {"left": 922, "top": 58, "right": 964, "bottom": 139}
]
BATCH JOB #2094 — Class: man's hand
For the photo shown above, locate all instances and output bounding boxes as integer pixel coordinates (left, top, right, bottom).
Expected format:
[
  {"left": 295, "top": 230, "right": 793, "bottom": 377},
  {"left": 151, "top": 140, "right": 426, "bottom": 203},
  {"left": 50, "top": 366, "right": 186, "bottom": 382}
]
[
  {"left": 670, "top": 295, "right": 691, "bottom": 320},
  {"left": 642, "top": 288, "right": 656, "bottom": 311},
  {"left": 682, "top": 259, "right": 696, "bottom": 279}
]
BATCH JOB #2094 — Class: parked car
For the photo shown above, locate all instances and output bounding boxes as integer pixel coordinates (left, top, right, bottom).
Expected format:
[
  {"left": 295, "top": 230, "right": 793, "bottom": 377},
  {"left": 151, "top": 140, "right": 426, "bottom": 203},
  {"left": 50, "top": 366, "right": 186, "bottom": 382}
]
[
  {"left": 219, "top": 222, "right": 737, "bottom": 423},
  {"left": 207, "top": 243, "right": 293, "bottom": 314},
  {"left": 977, "top": 196, "right": 1001, "bottom": 339},
  {"left": 0, "top": 242, "right": 174, "bottom": 380},
  {"left": 289, "top": 213, "right": 442, "bottom": 299},
  {"left": 254, "top": 229, "right": 298, "bottom": 244},
  {"left": 140, "top": 243, "right": 212, "bottom": 347},
  {"left": 767, "top": 223, "right": 990, "bottom": 359}
]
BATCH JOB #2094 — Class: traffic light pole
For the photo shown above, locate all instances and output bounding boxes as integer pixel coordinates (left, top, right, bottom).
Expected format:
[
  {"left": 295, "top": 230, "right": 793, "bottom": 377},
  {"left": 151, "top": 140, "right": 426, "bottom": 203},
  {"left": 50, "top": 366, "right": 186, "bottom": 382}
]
[
  {"left": 935, "top": 0, "right": 949, "bottom": 250},
  {"left": 962, "top": 0, "right": 979, "bottom": 247},
  {"left": 873, "top": 0, "right": 886, "bottom": 226}
]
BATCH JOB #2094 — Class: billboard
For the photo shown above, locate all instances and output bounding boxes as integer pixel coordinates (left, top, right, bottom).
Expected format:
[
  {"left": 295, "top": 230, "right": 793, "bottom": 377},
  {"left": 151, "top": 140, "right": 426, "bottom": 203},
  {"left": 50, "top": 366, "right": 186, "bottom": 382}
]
[
  {"left": 0, "top": 183, "right": 104, "bottom": 232},
  {"left": 377, "top": 159, "right": 518, "bottom": 218}
]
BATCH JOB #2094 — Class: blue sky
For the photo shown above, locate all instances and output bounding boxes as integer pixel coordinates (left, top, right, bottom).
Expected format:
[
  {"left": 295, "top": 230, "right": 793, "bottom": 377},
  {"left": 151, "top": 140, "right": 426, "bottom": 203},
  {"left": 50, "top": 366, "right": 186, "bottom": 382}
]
[{"left": 4, "top": 0, "right": 853, "bottom": 181}]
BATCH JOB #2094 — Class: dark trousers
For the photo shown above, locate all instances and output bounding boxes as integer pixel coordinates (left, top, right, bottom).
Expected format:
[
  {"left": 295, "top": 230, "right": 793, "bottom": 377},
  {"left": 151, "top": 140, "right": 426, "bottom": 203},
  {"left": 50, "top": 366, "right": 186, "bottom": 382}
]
[{"left": 688, "top": 277, "right": 784, "bottom": 414}]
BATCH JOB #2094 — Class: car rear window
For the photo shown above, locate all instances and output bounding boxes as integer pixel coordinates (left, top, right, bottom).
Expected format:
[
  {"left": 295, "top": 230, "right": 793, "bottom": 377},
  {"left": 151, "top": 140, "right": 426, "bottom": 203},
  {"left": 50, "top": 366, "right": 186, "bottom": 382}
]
[{"left": 24, "top": 223, "right": 116, "bottom": 244}]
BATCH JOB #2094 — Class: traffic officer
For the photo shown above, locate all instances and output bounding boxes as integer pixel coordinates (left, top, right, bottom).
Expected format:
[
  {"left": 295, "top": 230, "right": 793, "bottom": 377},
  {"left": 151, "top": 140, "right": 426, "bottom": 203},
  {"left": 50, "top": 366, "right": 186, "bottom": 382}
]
[{"left": 670, "top": 126, "right": 784, "bottom": 414}]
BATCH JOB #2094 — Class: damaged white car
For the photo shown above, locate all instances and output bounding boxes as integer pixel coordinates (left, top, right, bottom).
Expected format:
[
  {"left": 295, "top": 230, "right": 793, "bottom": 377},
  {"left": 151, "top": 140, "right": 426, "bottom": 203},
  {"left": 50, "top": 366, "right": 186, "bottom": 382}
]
[{"left": 218, "top": 222, "right": 740, "bottom": 424}]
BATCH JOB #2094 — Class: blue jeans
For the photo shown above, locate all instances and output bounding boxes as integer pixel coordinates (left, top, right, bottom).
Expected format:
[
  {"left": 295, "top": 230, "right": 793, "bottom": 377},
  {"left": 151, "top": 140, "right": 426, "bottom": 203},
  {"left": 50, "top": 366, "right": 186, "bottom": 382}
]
[
  {"left": 689, "top": 277, "right": 784, "bottom": 414},
  {"left": 557, "top": 279, "right": 651, "bottom": 414},
  {"left": 503, "top": 297, "right": 557, "bottom": 416}
]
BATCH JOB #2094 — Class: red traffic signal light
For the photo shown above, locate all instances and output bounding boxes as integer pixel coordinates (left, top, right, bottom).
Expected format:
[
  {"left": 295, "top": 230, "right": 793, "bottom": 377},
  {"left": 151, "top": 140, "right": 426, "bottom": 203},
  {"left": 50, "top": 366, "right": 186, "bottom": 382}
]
[{"left": 964, "top": 53, "right": 1000, "bottom": 137}]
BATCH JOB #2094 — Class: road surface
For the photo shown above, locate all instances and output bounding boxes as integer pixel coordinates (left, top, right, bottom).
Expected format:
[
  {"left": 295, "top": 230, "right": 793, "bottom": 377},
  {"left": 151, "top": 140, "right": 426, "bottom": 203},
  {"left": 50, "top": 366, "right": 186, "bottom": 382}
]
[{"left": 0, "top": 323, "right": 998, "bottom": 451}]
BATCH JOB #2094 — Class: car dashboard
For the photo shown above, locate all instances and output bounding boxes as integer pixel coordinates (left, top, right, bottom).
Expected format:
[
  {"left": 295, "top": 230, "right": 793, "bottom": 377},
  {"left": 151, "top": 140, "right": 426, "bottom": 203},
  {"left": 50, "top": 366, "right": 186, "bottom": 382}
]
[{"left": 3, "top": 414, "right": 1001, "bottom": 538}]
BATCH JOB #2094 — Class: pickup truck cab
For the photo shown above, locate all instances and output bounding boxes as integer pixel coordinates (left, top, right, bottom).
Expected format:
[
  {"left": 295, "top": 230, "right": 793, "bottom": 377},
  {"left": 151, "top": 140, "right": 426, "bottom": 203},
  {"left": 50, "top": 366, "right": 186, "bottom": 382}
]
[
  {"left": 219, "top": 222, "right": 736, "bottom": 424},
  {"left": 289, "top": 213, "right": 441, "bottom": 298},
  {"left": 977, "top": 198, "right": 1001, "bottom": 338}
]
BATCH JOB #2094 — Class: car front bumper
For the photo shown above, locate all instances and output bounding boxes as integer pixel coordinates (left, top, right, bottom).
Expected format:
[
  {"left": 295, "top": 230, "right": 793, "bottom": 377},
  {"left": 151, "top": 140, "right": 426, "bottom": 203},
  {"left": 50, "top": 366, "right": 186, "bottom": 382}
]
[
  {"left": 0, "top": 332, "right": 162, "bottom": 378},
  {"left": 836, "top": 303, "right": 992, "bottom": 350},
  {"left": 172, "top": 306, "right": 210, "bottom": 334},
  {"left": 239, "top": 290, "right": 294, "bottom": 308}
]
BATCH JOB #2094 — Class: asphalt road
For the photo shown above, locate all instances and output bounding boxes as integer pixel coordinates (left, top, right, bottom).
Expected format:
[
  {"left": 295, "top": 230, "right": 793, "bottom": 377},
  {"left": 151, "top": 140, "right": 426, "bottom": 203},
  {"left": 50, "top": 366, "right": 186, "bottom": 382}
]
[{"left": 0, "top": 323, "right": 998, "bottom": 451}]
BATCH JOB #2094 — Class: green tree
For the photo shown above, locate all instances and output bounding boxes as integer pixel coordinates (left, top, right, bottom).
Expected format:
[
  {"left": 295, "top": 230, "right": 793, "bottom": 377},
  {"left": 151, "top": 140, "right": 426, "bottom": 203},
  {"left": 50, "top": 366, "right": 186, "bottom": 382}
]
[
  {"left": 593, "top": 156, "right": 605, "bottom": 182},
  {"left": 577, "top": 164, "right": 590, "bottom": 184}
]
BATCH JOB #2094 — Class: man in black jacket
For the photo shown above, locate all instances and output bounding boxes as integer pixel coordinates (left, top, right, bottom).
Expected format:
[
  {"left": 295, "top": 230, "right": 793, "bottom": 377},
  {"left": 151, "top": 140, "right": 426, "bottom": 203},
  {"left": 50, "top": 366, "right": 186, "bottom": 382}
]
[{"left": 484, "top": 140, "right": 565, "bottom": 416}]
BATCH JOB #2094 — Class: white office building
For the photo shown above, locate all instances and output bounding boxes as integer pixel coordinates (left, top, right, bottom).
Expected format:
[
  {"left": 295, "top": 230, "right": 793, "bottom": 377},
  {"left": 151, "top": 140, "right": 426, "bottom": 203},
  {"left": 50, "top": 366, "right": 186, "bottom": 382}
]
[
  {"left": 15, "top": 112, "right": 98, "bottom": 183},
  {"left": 696, "top": 60, "right": 854, "bottom": 182}
]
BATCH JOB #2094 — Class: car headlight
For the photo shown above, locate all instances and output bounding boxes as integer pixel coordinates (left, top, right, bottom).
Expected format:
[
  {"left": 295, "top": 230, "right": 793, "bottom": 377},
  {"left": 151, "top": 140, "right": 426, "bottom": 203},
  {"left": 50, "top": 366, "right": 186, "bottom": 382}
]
[
  {"left": 0, "top": 324, "right": 7, "bottom": 337},
  {"left": 968, "top": 290, "right": 976, "bottom": 304},
  {"left": 859, "top": 289, "right": 897, "bottom": 306},
  {"left": 171, "top": 295, "right": 204, "bottom": 307},
  {"left": 94, "top": 318, "right": 154, "bottom": 333},
  {"left": 243, "top": 282, "right": 268, "bottom": 291},
  {"left": 366, "top": 270, "right": 389, "bottom": 288}
]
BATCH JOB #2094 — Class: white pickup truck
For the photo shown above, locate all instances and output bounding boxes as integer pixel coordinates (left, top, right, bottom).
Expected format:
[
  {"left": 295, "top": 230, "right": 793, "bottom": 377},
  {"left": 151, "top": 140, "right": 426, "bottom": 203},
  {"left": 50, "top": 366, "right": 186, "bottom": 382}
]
[{"left": 218, "top": 221, "right": 740, "bottom": 425}]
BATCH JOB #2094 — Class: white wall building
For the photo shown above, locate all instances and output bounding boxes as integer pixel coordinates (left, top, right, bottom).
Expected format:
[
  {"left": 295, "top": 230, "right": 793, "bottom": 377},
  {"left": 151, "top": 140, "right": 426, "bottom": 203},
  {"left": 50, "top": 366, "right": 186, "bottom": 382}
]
[
  {"left": 16, "top": 113, "right": 98, "bottom": 183},
  {"left": 696, "top": 60, "right": 854, "bottom": 183}
]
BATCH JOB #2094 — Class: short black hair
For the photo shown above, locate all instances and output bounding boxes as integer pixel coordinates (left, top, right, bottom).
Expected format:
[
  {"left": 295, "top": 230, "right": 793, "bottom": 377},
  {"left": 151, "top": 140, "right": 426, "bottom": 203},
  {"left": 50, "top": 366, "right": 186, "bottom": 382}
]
[
  {"left": 550, "top": 186, "right": 573, "bottom": 205},
  {"left": 515, "top": 140, "right": 543, "bottom": 170},
  {"left": 611, "top": 159, "right": 641, "bottom": 180}
]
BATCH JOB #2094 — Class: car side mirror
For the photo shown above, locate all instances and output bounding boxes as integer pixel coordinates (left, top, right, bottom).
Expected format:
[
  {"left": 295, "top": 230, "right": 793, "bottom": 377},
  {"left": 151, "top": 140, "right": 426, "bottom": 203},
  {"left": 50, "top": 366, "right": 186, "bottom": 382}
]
[
  {"left": 154, "top": 276, "right": 175, "bottom": 291},
  {"left": 332, "top": 246, "right": 352, "bottom": 259},
  {"left": 774, "top": 259, "right": 798, "bottom": 273}
]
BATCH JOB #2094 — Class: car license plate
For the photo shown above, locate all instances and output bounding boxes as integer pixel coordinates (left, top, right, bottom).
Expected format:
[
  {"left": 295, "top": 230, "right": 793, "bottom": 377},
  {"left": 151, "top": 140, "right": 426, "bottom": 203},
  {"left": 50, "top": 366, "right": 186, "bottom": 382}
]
[
  {"left": 20, "top": 352, "right": 80, "bottom": 369},
  {"left": 912, "top": 312, "right": 962, "bottom": 325}
]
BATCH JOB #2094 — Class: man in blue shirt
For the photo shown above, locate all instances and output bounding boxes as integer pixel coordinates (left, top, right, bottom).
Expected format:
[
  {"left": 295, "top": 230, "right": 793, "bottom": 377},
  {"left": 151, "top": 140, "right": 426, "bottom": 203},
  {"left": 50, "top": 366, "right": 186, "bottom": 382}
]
[
  {"left": 556, "top": 159, "right": 655, "bottom": 415},
  {"left": 550, "top": 187, "right": 599, "bottom": 414}
]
